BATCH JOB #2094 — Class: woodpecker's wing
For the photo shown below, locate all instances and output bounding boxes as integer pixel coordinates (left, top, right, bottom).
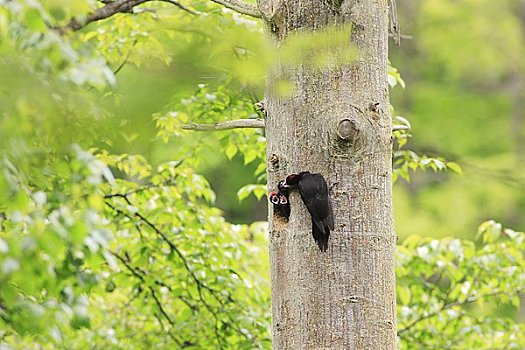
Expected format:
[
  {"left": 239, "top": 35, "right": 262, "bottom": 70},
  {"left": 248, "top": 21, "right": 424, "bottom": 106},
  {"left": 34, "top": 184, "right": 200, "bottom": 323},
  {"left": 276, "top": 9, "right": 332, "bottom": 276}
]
[{"left": 298, "top": 173, "right": 332, "bottom": 226}]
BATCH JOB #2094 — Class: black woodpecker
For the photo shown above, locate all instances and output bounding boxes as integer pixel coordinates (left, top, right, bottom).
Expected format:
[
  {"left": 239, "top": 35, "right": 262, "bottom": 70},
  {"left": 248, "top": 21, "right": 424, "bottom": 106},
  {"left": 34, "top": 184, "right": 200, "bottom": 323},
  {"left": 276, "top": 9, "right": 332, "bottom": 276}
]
[{"left": 285, "top": 171, "right": 334, "bottom": 252}]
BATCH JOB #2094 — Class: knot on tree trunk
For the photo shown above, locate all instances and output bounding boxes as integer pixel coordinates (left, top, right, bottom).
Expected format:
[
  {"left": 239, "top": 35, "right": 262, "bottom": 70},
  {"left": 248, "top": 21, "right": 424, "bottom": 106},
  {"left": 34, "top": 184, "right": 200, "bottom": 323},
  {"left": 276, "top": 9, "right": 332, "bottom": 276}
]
[{"left": 337, "top": 118, "right": 358, "bottom": 142}]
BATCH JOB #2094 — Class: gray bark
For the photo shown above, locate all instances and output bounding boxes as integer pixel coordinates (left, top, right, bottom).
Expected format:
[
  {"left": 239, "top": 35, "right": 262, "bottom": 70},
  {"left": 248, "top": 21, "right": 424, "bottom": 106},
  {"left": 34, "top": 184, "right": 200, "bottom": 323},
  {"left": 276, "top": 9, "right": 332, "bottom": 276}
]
[{"left": 259, "top": 0, "right": 397, "bottom": 349}]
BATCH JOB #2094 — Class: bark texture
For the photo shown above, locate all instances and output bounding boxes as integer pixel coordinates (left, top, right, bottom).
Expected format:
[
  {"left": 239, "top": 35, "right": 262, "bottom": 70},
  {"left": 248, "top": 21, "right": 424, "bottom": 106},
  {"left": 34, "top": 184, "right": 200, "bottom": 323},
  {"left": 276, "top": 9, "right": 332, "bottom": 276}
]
[{"left": 259, "top": 0, "right": 396, "bottom": 349}]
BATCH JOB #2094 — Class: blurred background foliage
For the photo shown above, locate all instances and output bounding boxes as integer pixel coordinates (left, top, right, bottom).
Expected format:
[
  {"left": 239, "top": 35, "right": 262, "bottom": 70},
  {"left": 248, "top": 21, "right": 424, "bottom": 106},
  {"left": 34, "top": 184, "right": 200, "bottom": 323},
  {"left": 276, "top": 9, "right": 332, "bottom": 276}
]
[
  {"left": 0, "top": 0, "right": 524, "bottom": 348},
  {"left": 391, "top": 0, "right": 525, "bottom": 239}
]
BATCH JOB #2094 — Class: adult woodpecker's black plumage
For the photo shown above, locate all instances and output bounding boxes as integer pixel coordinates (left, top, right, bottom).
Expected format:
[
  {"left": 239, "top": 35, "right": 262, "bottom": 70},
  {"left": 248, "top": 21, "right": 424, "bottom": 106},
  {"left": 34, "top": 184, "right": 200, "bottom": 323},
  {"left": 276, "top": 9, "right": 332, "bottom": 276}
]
[{"left": 285, "top": 171, "right": 334, "bottom": 252}]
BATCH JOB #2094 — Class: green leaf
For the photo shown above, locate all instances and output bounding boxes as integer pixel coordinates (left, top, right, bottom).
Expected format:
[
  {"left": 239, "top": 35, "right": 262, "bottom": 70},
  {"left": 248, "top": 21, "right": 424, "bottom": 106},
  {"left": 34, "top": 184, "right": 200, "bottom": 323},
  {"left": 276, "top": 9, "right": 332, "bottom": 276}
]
[
  {"left": 243, "top": 148, "right": 258, "bottom": 165},
  {"left": 24, "top": 9, "right": 47, "bottom": 32},
  {"left": 446, "top": 161, "right": 462, "bottom": 174},
  {"left": 225, "top": 143, "right": 238, "bottom": 160},
  {"left": 252, "top": 186, "right": 266, "bottom": 200},
  {"left": 398, "top": 285, "right": 411, "bottom": 305},
  {"left": 237, "top": 185, "right": 253, "bottom": 202},
  {"left": 236, "top": 184, "right": 267, "bottom": 202}
]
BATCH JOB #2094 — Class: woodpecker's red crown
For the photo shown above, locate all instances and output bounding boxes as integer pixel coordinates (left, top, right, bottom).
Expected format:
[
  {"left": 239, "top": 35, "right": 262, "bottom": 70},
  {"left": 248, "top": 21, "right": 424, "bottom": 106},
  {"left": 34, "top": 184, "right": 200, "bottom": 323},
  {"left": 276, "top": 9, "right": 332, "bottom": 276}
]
[{"left": 285, "top": 173, "right": 300, "bottom": 186}]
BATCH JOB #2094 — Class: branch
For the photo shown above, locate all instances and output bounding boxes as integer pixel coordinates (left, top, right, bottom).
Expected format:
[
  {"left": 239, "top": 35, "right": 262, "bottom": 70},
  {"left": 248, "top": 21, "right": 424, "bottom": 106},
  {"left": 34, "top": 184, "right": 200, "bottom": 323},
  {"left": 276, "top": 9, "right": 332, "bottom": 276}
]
[
  {"left": 59, "top": 0, "right": 196, "bottom": 33},
  {"left": 181, "top": 119, "right": 406, "bottom": 132},
  {"left": 65, "top": 0, "right": 147, "bottom": 31},
  {"left": 181, "top": 118, "right": 264, "bottom": 131},
  {"left": 209, "top": 0, "right": 261, "bottom": 18},
  {"left": 389, "top": 33, "right": 413, "bottom": 40}
]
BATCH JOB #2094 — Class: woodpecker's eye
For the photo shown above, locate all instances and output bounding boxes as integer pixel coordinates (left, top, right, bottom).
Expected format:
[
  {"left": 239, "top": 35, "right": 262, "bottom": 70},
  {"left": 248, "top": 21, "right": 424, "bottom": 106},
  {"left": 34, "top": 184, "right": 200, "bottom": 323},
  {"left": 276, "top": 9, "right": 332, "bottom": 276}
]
[{"left": 279, "top": 196, "right": 288, "bottom": 205}]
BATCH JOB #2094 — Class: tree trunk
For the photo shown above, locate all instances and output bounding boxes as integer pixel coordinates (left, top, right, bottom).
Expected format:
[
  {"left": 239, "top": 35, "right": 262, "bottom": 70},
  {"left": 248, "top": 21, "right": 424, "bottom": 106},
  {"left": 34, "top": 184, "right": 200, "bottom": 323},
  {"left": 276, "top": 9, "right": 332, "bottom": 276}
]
[{"left": 259, "top": 0, "right": 397, "bottom": 349}]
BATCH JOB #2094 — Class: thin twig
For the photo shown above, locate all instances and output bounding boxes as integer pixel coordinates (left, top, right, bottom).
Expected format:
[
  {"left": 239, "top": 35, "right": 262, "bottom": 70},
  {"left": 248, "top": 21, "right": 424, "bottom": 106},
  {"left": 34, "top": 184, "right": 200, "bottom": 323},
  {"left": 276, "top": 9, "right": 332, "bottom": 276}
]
[
  {"left": 159, "top": 0, "right": 200, "bottom": 15},
  {"left": 104, "top": 183, "right": 172, "bottom": 199},
  {"left": 153, "top": 313, "right": 184, "bottom": 346},
  {"left": 209, "top": 0, "right": 261, "bottom": 18},
  {"left": 110, "top": 250, "right": 177, "bottom": 330},
  {"left": 397, "top": 290, "right": 509, "bottom": 335},
  {"left": 112, "top": 40, "right": 137, "bottom": 75}
]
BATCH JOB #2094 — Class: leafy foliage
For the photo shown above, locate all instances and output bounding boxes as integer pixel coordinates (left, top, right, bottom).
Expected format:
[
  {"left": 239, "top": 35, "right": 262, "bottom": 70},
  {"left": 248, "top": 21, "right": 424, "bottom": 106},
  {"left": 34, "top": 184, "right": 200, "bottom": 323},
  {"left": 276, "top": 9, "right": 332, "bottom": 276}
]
[
  {"left": 0, "top": 1, "right": 271, "bottom": 348},
  {"left": 0, "top": 146, "right": 113, "bottom": 339},
  {"left": 96, "top": 153, "right": 271, "bottom": 349},
  {"left": 0, "top": 0, "right": 523, "bottom": 349},
  {"left": 0, "top": 145, "right": 271, "bottom": 349},
  {"left": 393, "top": 150, "right": 462, "bottom": 182},
  {"left": 398, "top": 221, "right": 525, "bottom": 349},
  {"left": 154, "top": 84, "right": 267, "bottom": 202}
]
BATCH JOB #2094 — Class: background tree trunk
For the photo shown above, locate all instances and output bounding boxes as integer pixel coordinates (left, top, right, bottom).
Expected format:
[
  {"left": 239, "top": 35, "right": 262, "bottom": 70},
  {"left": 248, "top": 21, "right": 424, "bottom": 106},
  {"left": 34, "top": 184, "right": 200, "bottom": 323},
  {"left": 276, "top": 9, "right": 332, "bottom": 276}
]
[{"left": 258, "top": 0, "right": 397, "bottom": 349}]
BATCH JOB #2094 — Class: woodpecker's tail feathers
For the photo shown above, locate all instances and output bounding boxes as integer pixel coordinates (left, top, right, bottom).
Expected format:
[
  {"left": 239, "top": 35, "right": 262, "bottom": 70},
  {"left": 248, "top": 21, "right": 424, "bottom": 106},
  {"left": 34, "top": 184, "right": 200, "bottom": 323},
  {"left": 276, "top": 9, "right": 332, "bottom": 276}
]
[{"left": 312, "top": 218, "right": 330, "bottom": 252}]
